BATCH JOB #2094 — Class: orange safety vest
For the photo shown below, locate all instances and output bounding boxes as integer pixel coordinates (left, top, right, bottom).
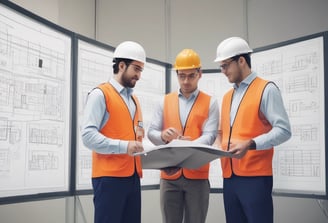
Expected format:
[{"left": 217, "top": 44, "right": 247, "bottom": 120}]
[
  {"left": 161, "top": 91, "right": 211, "bottom": 180},
  {"left": 221, "top": 77, "right": 273, "bottom": 178},
  {"left": 91, "top": 83, "right": 143, "bottom": 178}
]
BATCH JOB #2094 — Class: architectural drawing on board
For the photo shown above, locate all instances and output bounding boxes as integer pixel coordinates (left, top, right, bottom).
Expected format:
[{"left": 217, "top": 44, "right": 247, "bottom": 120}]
[
  {"left": 0, "top": 5, "right": 71, "bottom": 197},
  {"left": 253, "top": 37, "right": 325, "bottom": 194},
  {"left": 76, "top": 40, "right": 114, "bottom": 189}
]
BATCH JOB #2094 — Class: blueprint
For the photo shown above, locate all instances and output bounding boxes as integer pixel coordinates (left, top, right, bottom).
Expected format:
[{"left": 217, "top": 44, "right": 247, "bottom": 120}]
[
  {"left": 0, "top": 4, "right": 71, "bottom": 197},
  {"left": 135, "top": 140, "right": 232, "bottom": 169}
]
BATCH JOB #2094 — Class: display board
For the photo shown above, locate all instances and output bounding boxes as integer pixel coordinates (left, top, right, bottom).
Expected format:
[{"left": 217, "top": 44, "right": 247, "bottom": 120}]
[
  {"left": 171, "top": 34, "right": 327, "bottom": 197},
  {"left": 76, "top": 37, "right": 167, "bottom": 190},
  {"left": 252, "top": 35, "right": 326, "bottom": 196},
  {"left": 76, "top": 38, "right": 114, "bottom": 190},
  {"left": 0, "top": 2, "right": 72, "bottom": 199}
]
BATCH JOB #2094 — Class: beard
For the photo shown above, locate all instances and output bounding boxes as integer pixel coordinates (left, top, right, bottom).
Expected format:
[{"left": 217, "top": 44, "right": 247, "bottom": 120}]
[
  {"left": 121, "top": 70, "right": 138, "bottom": 88},
  {"left": 227, "top": 66, "right": 243, "bottom": 84}
]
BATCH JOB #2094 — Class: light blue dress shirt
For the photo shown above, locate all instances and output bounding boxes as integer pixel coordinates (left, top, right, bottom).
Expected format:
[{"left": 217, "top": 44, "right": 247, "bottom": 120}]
[
  {"left": 80, "top": 78, "right": 135, "bottom": 154},
  {"left": 147, "top": 89, "right": 219, "bottom": 146},
  {"left": 230, "top": 72, "right": 291, "bottom": 150}
]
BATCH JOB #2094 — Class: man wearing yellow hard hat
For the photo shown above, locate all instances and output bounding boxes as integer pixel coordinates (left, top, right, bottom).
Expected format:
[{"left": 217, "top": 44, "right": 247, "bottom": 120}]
[{"left": 148, "top": 49, "right": 219, "bottom": 223}]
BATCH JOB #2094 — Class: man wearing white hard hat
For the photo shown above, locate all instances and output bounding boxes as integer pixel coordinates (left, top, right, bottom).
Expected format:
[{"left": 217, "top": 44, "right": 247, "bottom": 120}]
[
  {"left": 213, "top": 37, "right": 291, "bottom": 223},
  {"left": 81, "top": 41, "right": 146, "bottom": 223}
]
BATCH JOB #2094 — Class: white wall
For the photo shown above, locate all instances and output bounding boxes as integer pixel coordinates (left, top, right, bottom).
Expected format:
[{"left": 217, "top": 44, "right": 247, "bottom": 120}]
[
  {"left": 247, "top": 0, "right": 328, "bottom": 48},
  {"left": 9, "top": 0, "right": 95, "bottom": 38},
  {"left": 3, "top": 0, "right": 328, "bottom": 222}
]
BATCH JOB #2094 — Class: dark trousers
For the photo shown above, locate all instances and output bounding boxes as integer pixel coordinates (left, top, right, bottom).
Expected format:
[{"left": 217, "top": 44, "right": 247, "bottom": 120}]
[
  {"left": 223, "top": 175, "right": 273, "bottom": 223},
  {"left": 92, "top": 173, "right": 141, "bottom": 223}
]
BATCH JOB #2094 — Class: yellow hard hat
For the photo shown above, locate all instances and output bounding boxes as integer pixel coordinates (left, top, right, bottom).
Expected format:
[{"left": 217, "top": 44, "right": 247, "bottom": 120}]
[{"left": 174, "top": 49, "right": 201, "bottom": 70}]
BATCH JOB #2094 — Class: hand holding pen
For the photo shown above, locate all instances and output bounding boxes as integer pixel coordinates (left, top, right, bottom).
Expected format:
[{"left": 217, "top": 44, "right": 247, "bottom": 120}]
[{"left": 161, "top": 127, "right": 191, "bottom": 143}]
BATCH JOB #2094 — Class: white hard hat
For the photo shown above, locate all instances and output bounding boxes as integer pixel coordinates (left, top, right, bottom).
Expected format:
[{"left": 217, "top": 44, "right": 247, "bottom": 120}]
[
  {"left": 214, "top": 37, "right": 253, "bottom": 62},
  {"left": 114, "top": 41, "right": 146, "bottom": 64}
]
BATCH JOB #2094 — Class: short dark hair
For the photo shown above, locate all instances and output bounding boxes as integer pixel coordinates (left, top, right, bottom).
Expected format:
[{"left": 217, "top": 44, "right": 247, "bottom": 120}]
[
  {"left": 232, "top": 53, "right": 251, "bottom": 68},
  {"left": 112, "top": 58, "right": 133, "bottom": 74}
]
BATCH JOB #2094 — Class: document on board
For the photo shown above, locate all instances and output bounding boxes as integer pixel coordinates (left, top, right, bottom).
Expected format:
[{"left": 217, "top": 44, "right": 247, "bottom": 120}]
[{"left": 134, "top": 140, "right": 233, "bottom": 169}]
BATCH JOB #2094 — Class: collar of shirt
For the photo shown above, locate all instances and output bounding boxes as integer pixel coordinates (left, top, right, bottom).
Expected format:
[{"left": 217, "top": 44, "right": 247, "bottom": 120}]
[
  {"left": 110, "top": 78, "right": 134, "bottom": 97},
  {"left": 233, "top": 72, "right": 257, "bottom": 90},
  {"left": 177, "top": 89, "right": 199, "bottom": 127},
  {"left": 230, "top": 72, "right": 257, "bottom": 125},
  {"left": 109, "top": 78, "right": 135, "bottom": 119},
  {"left": 178, "top": 88, "right": 199, "bottom": 101}
]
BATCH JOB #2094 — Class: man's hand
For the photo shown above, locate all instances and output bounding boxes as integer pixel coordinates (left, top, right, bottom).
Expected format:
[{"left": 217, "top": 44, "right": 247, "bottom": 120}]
[
  {"left": 127, "top": 141, "right": 144, "bottom": 156},
  {"left": 229, "top": 139, "right": 255, "bottom": 159},
  {"left": 161, "top": 127, "right": 181, "bottom": 143}
]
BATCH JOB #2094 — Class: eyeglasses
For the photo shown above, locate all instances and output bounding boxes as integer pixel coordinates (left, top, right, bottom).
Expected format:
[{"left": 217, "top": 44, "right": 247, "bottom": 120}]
[
  {"left": 129, "top": 63, "right": 144, "bottom": 73},
  {"left": 177, "top": 72, "right": 199, "bottom": 81},
  {"left": 219, "top": 59, "right": 236, "bottom": 71}
]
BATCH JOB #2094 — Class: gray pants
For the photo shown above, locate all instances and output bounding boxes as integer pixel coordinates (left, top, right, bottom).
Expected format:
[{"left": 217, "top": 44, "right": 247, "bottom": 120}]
[{"left": 160, "top": 176, "right": 210, "bottom": 223}]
